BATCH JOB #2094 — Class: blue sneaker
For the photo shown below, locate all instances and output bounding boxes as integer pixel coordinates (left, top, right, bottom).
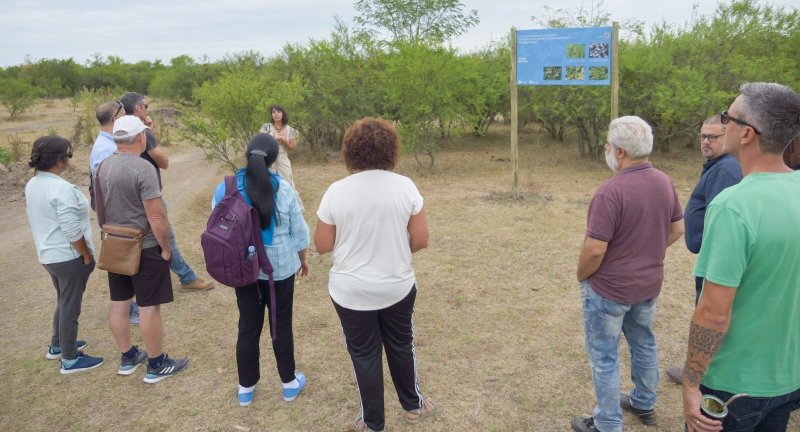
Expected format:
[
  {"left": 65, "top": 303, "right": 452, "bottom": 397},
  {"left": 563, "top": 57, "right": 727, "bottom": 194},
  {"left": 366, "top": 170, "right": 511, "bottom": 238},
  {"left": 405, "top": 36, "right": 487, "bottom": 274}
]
[
  {"left": 238, "top": 389, "right": 254, "bottom": 407},
  {"left": 60, "top": 352, "right": 104, "bottom": 374},
  {"left": 46, "top": 340, "right": 87, "bottom": 360},
  {"left": 129, "top": 303, "right": 140, "bottom": 325},
  {"left": 143, "top": 354, "right": 189, "bottom": 384},
  {"left": 118, "top": 348, "right": 148, "bottom": 376},
  {"left": 282, "top": 372, "right": 306, "bottom": 402}
]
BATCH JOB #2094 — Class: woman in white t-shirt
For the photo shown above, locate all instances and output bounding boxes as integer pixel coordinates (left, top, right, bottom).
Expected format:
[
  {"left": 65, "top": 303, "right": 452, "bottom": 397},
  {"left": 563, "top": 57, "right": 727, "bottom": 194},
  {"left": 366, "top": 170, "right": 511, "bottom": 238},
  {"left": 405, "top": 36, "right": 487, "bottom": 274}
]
[{"left": 314, "top": 118, "right": 435, "bottom": 432}]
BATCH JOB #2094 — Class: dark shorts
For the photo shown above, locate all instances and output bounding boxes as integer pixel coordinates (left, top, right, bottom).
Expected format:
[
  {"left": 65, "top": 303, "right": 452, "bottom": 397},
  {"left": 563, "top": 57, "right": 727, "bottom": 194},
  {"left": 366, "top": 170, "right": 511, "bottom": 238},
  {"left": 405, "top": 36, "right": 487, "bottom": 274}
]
[{"left": 108, "top": 246, "right": 173, "bottom": 307}]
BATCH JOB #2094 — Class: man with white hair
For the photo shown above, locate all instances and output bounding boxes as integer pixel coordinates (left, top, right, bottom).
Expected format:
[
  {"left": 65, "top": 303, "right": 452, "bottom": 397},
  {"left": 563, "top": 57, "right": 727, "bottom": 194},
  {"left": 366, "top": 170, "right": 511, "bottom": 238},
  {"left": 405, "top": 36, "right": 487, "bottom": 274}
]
[
  {"left": 572, "top": 116, "right": 685, "bottom": 432},
  {"left": 682, "top": 82, "right": 800, "bottom": 432},
  {"left": 96, "top": 115, "right": 189, "bottom": 383}
]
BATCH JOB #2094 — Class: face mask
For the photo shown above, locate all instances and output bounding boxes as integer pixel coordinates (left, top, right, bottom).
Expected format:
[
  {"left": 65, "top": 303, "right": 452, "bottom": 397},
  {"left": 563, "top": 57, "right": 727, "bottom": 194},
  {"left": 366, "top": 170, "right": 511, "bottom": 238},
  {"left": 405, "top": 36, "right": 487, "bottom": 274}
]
[{"left": 605, "top": 146, "right": 618, "bottom": 172}]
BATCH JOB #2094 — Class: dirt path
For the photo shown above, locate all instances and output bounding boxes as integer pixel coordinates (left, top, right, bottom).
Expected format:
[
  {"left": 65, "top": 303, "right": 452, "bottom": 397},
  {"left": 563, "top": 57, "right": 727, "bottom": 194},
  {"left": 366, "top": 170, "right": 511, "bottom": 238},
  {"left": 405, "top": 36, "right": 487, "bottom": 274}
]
[{"left": 0, "top": 144, "right": 219, "bottom": 302}]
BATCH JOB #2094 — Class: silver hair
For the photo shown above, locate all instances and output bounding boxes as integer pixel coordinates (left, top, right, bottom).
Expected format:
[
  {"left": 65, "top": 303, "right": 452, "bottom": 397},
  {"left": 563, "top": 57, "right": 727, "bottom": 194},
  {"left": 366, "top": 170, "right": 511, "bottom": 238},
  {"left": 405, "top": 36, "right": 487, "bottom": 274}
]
[
  {"left": 703, "top": 114, "right": 723, "bottom": 126},
  {"left": 738, "top": 82, "right": 800, "bottom": 154},
  {"left": 113, "top": 135, "right": 139, "bottom": 145},
  {"left": 607, "top": 116, "right": 653, "bottom": 160}
]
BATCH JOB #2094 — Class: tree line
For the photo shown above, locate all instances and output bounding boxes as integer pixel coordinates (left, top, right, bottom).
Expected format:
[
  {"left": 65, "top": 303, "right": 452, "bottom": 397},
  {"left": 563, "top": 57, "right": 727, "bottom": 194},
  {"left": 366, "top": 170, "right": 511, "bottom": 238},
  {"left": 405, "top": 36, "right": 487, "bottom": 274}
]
[{"left": 1, "top": 0, "right": 797, "bottom": 168}]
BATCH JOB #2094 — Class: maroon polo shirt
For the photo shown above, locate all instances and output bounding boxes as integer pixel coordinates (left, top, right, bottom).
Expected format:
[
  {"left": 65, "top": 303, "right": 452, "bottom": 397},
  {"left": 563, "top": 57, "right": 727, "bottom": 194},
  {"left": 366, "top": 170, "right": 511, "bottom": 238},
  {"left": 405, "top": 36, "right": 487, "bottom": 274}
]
[{"left": 586, "top": 162, "right": 683, "bottom": 304}]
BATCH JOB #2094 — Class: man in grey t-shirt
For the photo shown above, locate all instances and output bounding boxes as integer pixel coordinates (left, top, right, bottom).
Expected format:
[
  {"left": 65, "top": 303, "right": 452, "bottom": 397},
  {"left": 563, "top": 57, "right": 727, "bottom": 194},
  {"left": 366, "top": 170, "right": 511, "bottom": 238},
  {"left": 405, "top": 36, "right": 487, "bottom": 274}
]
[{"left": 96, "top": 115, "right": 189, "bottom": 383}]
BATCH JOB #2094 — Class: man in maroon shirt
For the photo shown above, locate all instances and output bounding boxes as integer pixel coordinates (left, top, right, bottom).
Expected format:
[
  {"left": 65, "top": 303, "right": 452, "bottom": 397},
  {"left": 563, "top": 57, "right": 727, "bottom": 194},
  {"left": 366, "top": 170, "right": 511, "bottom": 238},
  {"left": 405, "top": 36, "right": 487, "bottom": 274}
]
[{"left": 571, "top": 116, "right": 685, "bottom": 432}]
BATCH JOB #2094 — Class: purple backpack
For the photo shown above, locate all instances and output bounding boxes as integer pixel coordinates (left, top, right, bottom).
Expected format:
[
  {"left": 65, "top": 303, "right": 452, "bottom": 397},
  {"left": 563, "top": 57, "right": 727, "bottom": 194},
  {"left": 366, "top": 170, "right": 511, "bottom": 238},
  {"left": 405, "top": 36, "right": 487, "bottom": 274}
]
[{"left": 201, "top": 176, "right": 277, "bottom": 340}]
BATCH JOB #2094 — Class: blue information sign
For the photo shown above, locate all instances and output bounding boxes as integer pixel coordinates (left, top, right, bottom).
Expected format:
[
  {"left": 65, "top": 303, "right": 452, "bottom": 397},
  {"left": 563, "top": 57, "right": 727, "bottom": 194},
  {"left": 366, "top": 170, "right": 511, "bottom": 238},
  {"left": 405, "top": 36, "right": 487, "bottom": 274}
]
[{"left": 516, "top": 27, "right": 612, "bottom": 86}]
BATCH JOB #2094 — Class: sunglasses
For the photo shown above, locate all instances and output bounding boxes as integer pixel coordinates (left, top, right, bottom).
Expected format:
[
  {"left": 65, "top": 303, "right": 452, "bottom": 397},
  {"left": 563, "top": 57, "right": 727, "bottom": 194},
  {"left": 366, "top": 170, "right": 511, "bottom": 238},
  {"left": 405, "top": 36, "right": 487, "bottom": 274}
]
[
  {"left": 113, "top": 101, "right": 124, "bottom": 119},
  {"left": 720, "top": 111, "right": 761, "bottom": 135},
  {"left": 66, "top": 151, "right": 73, "bottom": 159}
]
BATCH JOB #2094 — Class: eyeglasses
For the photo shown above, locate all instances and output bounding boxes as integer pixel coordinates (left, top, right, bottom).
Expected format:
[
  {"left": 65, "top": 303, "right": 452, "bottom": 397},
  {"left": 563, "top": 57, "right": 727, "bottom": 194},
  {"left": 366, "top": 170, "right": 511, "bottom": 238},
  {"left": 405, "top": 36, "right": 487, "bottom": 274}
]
[
  {"left": 66, "top": 151, "right": 73, "bottom": 159},
  {"left": 720, "top": 111, "right": 761, "bottom": 135},
  {"left": 698, "top": 134, "right": 724, "bottom": 142},
  {"left": 113, "top": 101, "right": 123, "bottom": 119}
]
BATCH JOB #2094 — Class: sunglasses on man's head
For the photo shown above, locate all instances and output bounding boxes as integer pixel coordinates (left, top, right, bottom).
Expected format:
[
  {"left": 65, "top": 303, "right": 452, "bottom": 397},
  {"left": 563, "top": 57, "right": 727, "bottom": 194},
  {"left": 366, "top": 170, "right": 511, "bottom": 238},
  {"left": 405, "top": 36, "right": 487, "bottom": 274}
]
[
  {"left": 113, "top": 101, "right": 123, "bottom": 119},
  {"left": 720, "top": 111, "right": 761, "bottom": 135}
]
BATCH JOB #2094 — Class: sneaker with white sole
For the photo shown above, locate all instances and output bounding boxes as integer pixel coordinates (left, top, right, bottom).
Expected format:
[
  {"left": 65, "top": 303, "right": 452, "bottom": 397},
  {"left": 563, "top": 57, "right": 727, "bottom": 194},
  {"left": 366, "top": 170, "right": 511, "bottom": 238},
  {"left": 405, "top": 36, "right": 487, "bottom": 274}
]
[
  {"left": 238, "top": 389, "right": 254, "bottom": 406},
  {"left": 143, "top": 355, "right": 189, "bottom": 384},
  {"left": 118, "top": 348, "right": 148, "bottom": 375},
  {"left": 282, "top": 372, "right": 306, "bottom": 402},
  {"left": 60, "top": 352, "right": 104, "bottom": 374},
  {"left": 47, "top": 340, "right": 87, "bottom": 360}
]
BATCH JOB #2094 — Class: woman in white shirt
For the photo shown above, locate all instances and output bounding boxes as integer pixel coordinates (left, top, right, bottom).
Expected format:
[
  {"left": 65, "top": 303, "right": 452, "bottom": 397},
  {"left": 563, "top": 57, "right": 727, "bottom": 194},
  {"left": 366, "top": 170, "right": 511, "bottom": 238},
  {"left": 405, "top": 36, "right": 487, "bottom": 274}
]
[
  {"left": 315, "top": 118, "right": 435, "bottom": 432},
  {"left": 25, "top": 136, "right": 103, "bottom": 374}
]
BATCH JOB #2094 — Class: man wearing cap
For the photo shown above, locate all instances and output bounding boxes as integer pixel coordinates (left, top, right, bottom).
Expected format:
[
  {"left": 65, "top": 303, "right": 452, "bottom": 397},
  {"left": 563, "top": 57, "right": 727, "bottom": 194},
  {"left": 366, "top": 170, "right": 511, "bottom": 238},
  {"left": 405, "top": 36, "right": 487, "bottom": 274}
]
[
  {"left": 97, "top": 115, "right": 189, "bottom": 383},
  {"left": 118, "top": 92, "right": 213, "bottom": 295},
  {"left": 682, "top": 82, "right": 800, "bottom": 431},
  {"left": 664, "top": 114, "right": 742, "bottom": 385}
]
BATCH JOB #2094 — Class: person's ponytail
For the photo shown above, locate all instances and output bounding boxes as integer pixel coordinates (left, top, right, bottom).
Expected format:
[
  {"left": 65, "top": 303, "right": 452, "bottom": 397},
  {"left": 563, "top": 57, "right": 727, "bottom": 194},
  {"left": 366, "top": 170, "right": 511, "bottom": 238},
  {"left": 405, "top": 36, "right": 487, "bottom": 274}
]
[{"left": 244, "top": 135, "right": 280, "bottom": 229}]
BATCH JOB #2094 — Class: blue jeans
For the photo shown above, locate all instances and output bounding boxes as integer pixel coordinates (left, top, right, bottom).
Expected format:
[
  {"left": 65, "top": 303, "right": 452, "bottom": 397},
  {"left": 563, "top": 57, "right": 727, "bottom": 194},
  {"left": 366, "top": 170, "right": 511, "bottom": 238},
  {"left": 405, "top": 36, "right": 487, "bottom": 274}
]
[
  {"left": 694, "top": 385, "right": 800, "bottom": 432},
  {"left": 580, "top": 280, "right": 659, "bottom": 432},
  {"left": 168, "top": 223, "right": 196, "bottom": 285}
]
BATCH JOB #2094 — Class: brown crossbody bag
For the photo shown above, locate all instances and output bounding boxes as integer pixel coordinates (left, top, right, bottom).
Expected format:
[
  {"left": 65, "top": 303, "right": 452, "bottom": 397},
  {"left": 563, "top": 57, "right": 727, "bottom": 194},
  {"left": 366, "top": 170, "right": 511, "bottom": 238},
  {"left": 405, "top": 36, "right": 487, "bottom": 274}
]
[{"left": 94, "top": 160, "right": 147, "bottom": 275}]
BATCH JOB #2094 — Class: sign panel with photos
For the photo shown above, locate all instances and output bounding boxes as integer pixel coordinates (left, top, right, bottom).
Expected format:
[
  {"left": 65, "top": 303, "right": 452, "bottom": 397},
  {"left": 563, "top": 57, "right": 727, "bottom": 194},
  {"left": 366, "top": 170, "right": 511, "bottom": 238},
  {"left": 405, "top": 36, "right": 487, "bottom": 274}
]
[{"left": 516, "top": 27, "right": 612, "bottom": 86}]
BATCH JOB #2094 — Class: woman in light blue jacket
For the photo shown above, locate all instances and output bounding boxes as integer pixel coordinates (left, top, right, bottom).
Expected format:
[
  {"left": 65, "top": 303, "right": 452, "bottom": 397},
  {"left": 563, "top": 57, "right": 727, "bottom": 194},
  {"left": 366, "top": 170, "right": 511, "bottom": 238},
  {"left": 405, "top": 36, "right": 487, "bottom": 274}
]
[
  {"left": 211, "top": 134, "right": 310, "bottom": 406},
  {"left": 25, "top": 136, "right": 104, "bottom": 374}
]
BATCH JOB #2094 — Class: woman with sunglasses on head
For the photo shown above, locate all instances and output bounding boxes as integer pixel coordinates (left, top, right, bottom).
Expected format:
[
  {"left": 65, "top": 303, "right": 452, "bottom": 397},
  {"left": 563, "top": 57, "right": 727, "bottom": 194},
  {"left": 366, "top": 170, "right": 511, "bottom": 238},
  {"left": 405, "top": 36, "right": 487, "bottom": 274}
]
[
  {"left": 25, "top": 136, "right": 104, "bottom": 374},
  {"left": 211, "top": 134, "right": 310, "bottom": 407},
  {"left": 259, "top": 104, "right": 303, "bottom": 208}
]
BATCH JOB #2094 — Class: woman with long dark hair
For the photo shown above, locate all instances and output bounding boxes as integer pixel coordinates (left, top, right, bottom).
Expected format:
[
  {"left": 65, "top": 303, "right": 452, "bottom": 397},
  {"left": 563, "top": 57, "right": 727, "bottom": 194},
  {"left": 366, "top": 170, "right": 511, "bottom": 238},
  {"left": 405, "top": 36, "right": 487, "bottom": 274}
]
[
  {"left": 211, "top": 134, "right": 310, "bottom": 406},
  {"left": 259, "top": 104, "right": 303, "bottom": 208},
  {"left": 25, "top": 136, "right": 104, "bottom": 374}
]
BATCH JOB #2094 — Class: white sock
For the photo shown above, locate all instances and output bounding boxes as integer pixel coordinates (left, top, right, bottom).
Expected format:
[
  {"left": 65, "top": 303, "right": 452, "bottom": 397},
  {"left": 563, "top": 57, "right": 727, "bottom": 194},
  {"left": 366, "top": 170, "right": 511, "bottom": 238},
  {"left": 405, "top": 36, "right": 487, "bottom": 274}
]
[
  {"left": 238, "top": 384, "right": 255, "bottom": 394},
  {"left": 282, "top": 378, "right": 299, "bottom": 389}
]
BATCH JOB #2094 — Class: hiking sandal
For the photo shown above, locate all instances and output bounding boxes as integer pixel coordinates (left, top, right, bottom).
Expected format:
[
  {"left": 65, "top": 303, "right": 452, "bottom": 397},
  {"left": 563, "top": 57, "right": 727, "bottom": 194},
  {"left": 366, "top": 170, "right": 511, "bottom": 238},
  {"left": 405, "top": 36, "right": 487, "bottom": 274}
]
[
  {"left": 405, "top": 398, "right": 437, "bottom": 425},
  {"left": 354, "top": 416, "right": 384, "bottom": 432}
]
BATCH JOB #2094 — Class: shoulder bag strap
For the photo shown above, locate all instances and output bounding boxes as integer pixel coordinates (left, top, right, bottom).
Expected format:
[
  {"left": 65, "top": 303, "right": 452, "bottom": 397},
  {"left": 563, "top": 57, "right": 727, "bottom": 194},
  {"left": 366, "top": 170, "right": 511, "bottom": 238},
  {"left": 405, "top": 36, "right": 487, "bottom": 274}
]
[{"left": 95, "top": 160, "right": 107, "bottom": 227}]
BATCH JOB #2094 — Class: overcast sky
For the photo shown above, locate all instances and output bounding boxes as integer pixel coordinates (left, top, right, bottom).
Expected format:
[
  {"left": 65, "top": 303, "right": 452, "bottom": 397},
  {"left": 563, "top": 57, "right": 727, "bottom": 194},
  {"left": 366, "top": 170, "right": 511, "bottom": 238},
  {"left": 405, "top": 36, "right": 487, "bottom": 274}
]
[{"left": 1, "top": 0, "right": 797, "bottom": 67}]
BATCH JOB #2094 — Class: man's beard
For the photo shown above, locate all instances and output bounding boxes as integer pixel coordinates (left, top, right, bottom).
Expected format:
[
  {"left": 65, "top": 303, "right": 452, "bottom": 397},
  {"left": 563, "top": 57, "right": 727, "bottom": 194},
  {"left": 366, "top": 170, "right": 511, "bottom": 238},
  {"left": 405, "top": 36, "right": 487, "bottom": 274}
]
[{"left": 605, "top": 148, "right": 618, "bottom": 172}]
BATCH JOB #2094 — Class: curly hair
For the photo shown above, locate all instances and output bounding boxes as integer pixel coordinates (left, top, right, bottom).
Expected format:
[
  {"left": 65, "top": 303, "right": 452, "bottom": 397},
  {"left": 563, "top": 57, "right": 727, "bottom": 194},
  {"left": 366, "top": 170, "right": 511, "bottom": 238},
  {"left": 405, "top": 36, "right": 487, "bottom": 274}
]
[{"left": 342, "top": 118, "right": 398, "bottom": 172}]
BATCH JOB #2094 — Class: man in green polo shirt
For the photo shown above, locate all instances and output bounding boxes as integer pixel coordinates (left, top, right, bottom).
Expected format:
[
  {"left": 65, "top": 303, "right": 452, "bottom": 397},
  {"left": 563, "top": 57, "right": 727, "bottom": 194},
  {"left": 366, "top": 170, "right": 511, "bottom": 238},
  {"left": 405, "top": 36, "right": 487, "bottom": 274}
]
[{"left": 681, "top": 82, "right": 800, "bottom": 432}]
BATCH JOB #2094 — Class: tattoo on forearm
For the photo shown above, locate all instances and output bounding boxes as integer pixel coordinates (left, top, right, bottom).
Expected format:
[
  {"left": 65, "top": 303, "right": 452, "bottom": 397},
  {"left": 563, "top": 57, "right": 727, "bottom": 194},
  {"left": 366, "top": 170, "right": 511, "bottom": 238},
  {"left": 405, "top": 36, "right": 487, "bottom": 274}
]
[
  {"left": 684, "top": 360, "right": 705, "bottom": 385},
  {"left": 683, "top": 322, "right": 726, "bottom": 385}
]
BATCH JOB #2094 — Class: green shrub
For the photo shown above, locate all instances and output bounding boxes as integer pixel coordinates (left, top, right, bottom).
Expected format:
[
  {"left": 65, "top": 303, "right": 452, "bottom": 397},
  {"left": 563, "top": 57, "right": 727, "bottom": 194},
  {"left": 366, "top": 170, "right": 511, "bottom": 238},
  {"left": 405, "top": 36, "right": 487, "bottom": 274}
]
[
  {"left": 0, "top": 148, "right": 11, "bottom": 165},
  {"left": 0, "top": 77, "right": 43, "bottom": 118}
]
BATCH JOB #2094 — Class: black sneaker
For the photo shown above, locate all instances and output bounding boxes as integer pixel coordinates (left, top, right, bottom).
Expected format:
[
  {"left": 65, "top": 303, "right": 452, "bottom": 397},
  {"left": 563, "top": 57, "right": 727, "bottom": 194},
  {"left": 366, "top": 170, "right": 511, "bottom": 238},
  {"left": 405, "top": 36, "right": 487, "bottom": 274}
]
[
  {"left": 143, "top": 355, "right": 189, "bottom": 384},
  {"left": 117, "top": 347, "right": 148, "bottom": 376},
  {"left": 570, "top": 415, "right": 598, "bottom": 432},
  {"left": 620, "top": 394, "right": 657, "bottom": 426}
]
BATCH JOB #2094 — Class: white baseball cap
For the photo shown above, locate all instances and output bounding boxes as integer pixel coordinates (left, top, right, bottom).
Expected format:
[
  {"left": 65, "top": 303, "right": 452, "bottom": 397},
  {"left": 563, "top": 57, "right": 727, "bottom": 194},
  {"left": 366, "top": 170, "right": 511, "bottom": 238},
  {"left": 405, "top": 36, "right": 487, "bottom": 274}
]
[{"left": 113, "top": 115, "right": 149, "bottom": 140}]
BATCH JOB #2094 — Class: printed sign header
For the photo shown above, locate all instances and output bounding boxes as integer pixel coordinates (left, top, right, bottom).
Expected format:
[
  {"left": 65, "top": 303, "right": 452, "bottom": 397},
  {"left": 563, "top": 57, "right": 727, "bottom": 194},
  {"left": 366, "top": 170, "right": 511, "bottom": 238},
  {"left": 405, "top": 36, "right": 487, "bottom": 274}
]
[{"left": 517, "top": 27, "right": 612, "bottom": 86}]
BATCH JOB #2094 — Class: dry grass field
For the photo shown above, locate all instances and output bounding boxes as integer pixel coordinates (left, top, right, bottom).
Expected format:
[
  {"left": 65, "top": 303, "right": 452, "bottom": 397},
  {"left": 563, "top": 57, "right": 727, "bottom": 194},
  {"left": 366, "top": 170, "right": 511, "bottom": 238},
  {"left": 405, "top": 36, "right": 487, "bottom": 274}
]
[{"left": 0, "top": 100, "right": 797, "bottom": 431}]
